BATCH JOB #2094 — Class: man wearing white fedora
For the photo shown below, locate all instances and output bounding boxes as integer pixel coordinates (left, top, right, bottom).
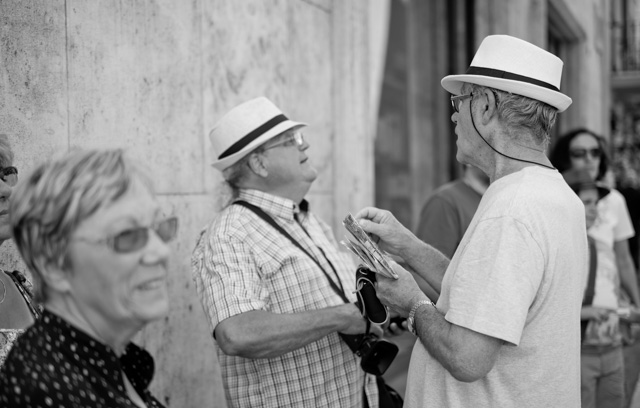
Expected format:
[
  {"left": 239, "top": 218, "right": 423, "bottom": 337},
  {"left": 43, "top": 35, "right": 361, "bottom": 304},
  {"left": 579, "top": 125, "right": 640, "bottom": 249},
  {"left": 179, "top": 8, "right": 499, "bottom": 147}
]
[
  {"left": 192, "top": 97, "right": 380, "bottom": 407},
  {"left": 355, "top": 35, "right": 586, "bottom": 407}
]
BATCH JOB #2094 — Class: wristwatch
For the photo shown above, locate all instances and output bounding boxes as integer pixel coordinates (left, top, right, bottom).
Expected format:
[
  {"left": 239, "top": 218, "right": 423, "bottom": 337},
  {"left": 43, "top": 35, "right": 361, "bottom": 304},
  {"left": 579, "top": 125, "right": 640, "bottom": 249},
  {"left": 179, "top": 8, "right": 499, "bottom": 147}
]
[{"left": 407, "top": 299, "right": 435, "bottom": 335}]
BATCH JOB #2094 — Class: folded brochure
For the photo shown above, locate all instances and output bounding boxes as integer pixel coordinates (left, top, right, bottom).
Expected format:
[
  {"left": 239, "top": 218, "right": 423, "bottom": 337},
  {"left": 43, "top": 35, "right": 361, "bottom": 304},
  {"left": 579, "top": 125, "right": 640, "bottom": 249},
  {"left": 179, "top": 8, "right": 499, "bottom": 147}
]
[{"left": 341, "top": 213, "right": 398, "bottom": 279}]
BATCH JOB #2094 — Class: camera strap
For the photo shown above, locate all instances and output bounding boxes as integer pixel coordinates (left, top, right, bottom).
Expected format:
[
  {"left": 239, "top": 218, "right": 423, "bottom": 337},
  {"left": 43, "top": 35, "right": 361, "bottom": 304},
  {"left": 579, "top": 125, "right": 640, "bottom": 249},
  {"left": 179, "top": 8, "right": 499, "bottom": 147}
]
[{"left": 234, "top": 200, "right": 351, "bottom": 304}]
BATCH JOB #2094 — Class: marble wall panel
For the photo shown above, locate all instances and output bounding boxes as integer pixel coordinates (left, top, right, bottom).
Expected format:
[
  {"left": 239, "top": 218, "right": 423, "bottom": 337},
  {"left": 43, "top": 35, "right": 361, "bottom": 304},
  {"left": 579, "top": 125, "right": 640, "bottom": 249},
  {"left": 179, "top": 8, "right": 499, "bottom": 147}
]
[
  {"left": 202, "top": 0, "right": 289, "bottom": 197},
  {"left": 201, "top": 0, "right": 332, "bottom": 200},
  {"left": 332, "top": 0, "right": 375, "bottom": 233},
  {"left": 300, "top": 0, "right": 331, "bottom": 13},
  {"left": 0, "top": 0, "right": 68, "bottom": 271},
  {"left": 1, "top": 1, "right": 374, "bottom": 406},
  {"left": 286, "top": 2, "right": 332, "bottom": 196},
  {"left": 65, "top": 0, "right": 203, "bottom": 194},
  {"left": 135, "top": 193, "right": 225, "bottom": 408}
]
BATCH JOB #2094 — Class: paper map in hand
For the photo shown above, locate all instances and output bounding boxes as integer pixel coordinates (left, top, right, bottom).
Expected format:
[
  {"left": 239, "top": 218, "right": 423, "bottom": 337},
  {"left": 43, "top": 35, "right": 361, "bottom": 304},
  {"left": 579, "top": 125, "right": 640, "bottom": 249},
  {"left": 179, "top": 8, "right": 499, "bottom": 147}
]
[{"left": 341, "top": 213, "right": 398, "bottom": 279}]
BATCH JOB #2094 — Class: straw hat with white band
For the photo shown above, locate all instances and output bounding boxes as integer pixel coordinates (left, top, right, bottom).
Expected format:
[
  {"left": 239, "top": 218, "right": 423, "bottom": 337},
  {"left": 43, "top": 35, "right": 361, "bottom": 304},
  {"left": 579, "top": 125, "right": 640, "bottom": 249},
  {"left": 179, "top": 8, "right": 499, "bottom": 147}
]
[
  {"left": 209, "top": 97, "right": 306, "bottom": 171},
  {"left": 441, "top": 35, "right": 572, "bottom": 112}
]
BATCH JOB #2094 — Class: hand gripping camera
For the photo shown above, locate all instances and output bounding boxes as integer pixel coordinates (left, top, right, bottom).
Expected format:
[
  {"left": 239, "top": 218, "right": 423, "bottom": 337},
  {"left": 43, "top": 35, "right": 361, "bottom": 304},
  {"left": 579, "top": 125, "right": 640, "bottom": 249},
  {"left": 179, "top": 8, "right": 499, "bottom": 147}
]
[{"left": 339, "top": 266, "right": 398, "bottom": 376}]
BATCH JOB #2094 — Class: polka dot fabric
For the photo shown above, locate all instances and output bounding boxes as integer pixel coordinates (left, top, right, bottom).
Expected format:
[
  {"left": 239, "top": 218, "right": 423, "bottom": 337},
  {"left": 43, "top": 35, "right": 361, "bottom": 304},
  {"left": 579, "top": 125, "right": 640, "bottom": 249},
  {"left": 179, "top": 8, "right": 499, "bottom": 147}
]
[{"left": 0, "top": 310, "right": 165, "bottom": 407}]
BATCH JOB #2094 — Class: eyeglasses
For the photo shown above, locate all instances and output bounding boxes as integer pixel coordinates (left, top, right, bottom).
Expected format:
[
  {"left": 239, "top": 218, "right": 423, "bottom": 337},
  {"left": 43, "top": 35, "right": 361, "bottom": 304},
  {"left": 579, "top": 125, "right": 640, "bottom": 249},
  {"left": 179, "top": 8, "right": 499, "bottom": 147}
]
[
  {"left": 569, "top": 148, "right": 602, "bottom": 160},
  {"left": 75, "top": 216, "right": 178, "bottom": 254},
  {"left": 0, "top": 166, "right": 18, "bottom": 187},
  {"left": 450, "top": 93, "right": 473, "bottom": 113},
  {"left": 263, "top": 132, "right": 305, "bottom": 151}
]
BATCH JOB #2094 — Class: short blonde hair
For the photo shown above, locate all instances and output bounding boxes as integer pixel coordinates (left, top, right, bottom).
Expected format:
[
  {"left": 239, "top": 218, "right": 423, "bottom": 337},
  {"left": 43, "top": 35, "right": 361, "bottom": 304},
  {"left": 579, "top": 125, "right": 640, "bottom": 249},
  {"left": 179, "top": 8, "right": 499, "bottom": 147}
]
[
  {"left": 0, "top": 134, "right": 14, "bottom": 167},
  {"left": 10, "top": 149, "right": 152, "bottom": 302}
]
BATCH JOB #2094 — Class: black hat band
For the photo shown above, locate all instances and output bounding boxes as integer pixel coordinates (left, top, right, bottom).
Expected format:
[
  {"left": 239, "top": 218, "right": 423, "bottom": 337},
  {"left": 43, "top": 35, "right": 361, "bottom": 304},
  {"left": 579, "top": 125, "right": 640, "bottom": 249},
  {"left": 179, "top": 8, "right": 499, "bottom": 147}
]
[
  {"left": 218, "top": 114, "right": 289, "bottom": 159},
  {"left": 465, "top": 66, "right": 560, "bottom": 92}
]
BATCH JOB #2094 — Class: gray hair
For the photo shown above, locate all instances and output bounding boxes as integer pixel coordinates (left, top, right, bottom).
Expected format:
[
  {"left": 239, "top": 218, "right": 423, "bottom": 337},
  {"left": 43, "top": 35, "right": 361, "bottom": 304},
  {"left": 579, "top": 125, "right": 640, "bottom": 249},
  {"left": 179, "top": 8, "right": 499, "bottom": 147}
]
[
  {"left": 0, "top": 134, "right": 14, "bottom": 167},
  {"left": 469, "top": 84, "right": 558, "bottom": 148},
  {"left": 222, "top": 149, "right": 262, "bottom": 201},
  {"left": 10, "top": 149, "right": 152, "bottom": 302}
]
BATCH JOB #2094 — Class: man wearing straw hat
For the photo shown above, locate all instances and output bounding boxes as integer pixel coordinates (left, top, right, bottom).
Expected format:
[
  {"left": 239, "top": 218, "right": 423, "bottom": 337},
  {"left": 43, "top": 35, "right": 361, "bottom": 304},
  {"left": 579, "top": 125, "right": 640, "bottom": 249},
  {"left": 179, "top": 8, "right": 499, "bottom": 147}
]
[
  {"left": 356, "top": 35, "right": 586, "bottom": 407},
  {"left": 192, "top": 97, "right": 380, "bottom": 407}
]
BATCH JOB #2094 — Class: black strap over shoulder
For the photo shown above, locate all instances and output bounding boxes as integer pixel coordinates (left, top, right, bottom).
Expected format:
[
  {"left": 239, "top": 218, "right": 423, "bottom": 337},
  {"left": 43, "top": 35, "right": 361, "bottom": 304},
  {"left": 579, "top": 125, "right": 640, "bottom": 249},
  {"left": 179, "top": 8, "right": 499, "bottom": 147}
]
[
  {"left": 583, "top": 236, "right": 597, "bottom": 306},
  {"left": 581, "top": 236, "right": 598, "bottom": 341},
  {"left": 234, "top": 200, "right": 350, "bottom": 304},
  {"left": 3, "top": 269, "right": 41, "bottom": 320}
]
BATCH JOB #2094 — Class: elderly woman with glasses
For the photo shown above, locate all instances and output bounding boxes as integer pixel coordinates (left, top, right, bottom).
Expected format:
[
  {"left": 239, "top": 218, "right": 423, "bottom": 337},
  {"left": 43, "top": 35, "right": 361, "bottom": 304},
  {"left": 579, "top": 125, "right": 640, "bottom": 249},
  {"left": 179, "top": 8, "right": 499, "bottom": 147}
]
[
  {"left": 550, "top": 129, "right": 640, "bottom": 408},
  {"left": 0, "top": 135, "right": 40, "bottom": 367},
  {"left": 0, "top": 149, "right": 177, "bottom": 408}
]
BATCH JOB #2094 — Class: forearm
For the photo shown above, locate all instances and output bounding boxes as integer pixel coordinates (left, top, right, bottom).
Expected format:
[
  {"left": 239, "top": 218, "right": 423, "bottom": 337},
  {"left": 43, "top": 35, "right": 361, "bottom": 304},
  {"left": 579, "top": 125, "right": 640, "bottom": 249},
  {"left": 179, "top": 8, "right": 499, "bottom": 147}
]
[
  {"left": 411, "top": 272, "right": 440, "bottom": 302},
  {"left": 411, "top": 300, "right": 501, "bottom": 382},
  {"left": 615, "top": 240, "right": 640, "bottom": 306},
  {"left": 619, "top": 259, "right": 640, "bottom": 306},
  {"left": 400, "top": 238, "right": 449, "bottom": 295},
  {"left": 215, "top": 305, "right": 363, "bottom": 359}
]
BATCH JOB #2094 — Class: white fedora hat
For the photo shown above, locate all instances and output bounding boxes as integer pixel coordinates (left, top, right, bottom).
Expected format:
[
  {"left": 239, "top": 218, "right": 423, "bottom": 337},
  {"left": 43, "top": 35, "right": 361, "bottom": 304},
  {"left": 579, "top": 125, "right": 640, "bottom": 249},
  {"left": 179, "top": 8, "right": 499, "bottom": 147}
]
[
  {"left": 209, "top": 97, "right": 306, "bottom": 171},
  {"left": 441, "top": 35, "right": 572, "bottom": 112}
]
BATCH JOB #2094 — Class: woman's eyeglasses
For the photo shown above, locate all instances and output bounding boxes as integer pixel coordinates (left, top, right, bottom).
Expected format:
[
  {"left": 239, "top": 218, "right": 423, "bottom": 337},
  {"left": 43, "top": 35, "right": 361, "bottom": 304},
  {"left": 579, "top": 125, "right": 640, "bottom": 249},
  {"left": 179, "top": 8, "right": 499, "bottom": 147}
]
[
  {"left": 0, "top": 166, "right": 18, "bottom": 187},
  {"left": 450, "top": 93, "right": 473, "bottom": 113},
  {"left": 569, "top": 148, "right": 602, "bottom": 160},
  {"left": 75, "top": 216, "right": 178, "bottom": 254}
]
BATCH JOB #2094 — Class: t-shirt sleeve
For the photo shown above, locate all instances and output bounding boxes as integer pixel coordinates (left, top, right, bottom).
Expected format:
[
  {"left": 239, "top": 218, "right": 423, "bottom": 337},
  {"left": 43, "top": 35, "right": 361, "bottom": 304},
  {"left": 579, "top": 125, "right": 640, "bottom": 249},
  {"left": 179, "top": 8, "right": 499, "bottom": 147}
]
[
  {"left": 612, "top": 191, "right": 635, "bottom": 242},
  {"left": 444, "top": 216, "right": 544, "bottom": 346},
  {"left": 191, "top": 228, "right": 269, "bottom": 333},
  {"left": 416, "top": 196, "right": 461, "bottom": 259}
]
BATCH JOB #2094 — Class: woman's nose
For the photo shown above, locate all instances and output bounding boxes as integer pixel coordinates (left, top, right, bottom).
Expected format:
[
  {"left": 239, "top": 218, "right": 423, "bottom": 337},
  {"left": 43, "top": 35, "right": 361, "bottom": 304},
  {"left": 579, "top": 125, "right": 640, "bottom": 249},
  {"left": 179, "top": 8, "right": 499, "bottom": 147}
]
[
  {"left": 0, "top": 180, "right": 12, "bottom": 202},
  {"left": 143, "top": 229, "right": 172, "bottom": 264}
]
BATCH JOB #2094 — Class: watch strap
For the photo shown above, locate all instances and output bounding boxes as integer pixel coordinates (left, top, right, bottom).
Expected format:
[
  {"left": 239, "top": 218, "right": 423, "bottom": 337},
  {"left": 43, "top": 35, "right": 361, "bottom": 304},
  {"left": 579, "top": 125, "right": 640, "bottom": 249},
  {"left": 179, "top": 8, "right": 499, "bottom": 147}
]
[{"left": 408, "top": 299, "right": 434, "bottom": 334}]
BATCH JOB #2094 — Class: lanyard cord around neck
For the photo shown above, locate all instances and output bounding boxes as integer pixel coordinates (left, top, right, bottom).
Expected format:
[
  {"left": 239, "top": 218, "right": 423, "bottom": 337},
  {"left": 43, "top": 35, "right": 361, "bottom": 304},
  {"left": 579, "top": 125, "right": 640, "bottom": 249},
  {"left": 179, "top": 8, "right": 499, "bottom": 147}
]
[
  {"left": 234, "top": 201, "right": 350, "bottom": 304},
  {"left": 468, "top": 98, "right": 556, "bottom": 170}
]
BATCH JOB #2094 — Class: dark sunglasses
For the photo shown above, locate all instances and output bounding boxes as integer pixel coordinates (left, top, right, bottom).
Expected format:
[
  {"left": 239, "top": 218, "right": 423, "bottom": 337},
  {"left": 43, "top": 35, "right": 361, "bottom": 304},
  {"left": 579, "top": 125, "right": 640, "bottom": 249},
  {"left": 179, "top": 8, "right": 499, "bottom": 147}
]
[
  {"left": 76, "top": 216, "right": 178, "bottom": 253},
  {"left": 569, "top": 148, "right": 602, "bottom": 160},
  {"left": 450, "top": 93, "right": 473, "bottom": 113},
  {"left": 0, "top": 166, "right": 18, "bottom": 187}
]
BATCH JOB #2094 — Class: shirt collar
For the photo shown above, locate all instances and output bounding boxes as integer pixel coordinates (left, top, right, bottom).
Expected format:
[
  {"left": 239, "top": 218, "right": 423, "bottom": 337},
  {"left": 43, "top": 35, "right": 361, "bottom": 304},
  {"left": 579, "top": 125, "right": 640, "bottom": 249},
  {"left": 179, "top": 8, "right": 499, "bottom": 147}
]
[{"left": 237, "top": 189, "right": 309, "bottom": 222}]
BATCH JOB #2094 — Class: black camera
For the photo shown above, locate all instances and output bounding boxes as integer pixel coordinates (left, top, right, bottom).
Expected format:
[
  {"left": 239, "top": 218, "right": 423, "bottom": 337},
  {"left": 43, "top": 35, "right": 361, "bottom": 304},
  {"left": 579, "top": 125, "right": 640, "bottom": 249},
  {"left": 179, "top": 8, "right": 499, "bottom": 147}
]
[
  {"left": 340, "top": 332, "right": 398, "bottom": 376},
  {"left": 339, "top": 266, "right": 398, "bottom": 376}
]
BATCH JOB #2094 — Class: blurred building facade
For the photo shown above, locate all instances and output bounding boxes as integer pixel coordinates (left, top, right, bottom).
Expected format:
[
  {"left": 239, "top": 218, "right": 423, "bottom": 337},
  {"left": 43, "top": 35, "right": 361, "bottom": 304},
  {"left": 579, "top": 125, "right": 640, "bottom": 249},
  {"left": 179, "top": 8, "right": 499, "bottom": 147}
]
[
  {"left": 612, "top": 0, "right": 640, "bottom": 268},
  {"left": 375, "top": 0, "right": 612, "bottom": 229}
]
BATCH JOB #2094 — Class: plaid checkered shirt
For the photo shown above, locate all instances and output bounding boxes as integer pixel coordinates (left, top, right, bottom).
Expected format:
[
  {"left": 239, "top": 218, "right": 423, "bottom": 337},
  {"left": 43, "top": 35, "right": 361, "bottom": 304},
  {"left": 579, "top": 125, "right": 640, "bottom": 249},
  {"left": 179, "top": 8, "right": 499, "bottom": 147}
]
[{"left": 192, "top": 189, "right": 378, "bottom": 408}]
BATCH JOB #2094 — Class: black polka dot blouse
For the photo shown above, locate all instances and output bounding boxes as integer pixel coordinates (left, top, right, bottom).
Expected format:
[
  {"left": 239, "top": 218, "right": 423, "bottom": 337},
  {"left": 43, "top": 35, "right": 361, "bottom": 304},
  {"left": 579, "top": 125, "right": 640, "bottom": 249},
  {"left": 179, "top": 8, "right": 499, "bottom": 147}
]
[{"left": 0, "top": 310, "right": 165, "bottom": 407}]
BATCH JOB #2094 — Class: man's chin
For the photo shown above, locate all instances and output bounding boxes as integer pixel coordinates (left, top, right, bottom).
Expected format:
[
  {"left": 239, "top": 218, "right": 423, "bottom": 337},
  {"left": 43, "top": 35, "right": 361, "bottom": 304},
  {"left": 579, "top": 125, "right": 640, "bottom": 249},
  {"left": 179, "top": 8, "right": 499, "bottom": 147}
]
[{"left": 304, "top": 167, "right": 319, "bottom": 183}]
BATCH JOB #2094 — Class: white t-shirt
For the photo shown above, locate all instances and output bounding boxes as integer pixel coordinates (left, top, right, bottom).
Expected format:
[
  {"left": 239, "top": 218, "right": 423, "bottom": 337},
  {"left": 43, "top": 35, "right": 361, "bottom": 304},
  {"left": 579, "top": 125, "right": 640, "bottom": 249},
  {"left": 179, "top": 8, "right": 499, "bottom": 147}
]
[
  {"left": 405, "top": 167, "right": 586, "bottom": 408},
  {"left": 582, "top": 189, "right": 635, "bottom": 346},
  {"left": 588, "top": 189, "right": 634, "bottom": 309}
]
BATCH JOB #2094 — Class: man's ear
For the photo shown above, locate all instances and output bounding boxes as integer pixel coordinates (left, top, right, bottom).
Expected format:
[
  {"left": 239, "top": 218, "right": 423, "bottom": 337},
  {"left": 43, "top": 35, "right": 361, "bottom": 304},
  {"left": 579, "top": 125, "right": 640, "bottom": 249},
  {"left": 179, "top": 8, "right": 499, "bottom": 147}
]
[
  {"left": 480, "top": 88, "right": 499, "bottom": 125},
  {"left": 247, "top": 152, "right": 269, "bottom": 178}
]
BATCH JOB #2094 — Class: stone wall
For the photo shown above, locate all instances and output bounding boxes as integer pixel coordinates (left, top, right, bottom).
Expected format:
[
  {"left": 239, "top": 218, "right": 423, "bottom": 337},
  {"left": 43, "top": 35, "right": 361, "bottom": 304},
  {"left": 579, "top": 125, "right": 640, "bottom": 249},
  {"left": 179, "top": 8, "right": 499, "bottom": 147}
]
[{"left": 0, "top": 1, "right": 373, "bottom": 406}]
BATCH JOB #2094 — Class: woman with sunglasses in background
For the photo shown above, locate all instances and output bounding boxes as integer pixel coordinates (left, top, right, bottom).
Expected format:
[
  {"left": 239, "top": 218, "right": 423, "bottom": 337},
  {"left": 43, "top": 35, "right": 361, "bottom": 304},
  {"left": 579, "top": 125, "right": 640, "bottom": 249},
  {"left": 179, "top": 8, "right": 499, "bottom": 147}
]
[
  {"left": 0, "top": 149, "right": 178, "bottom": 408},
  {"left": 0, "top": 135, "right": 40, "bottom": 367},
  {"left": 551, "top": 129, "right": 640, "bottom": 408}
]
